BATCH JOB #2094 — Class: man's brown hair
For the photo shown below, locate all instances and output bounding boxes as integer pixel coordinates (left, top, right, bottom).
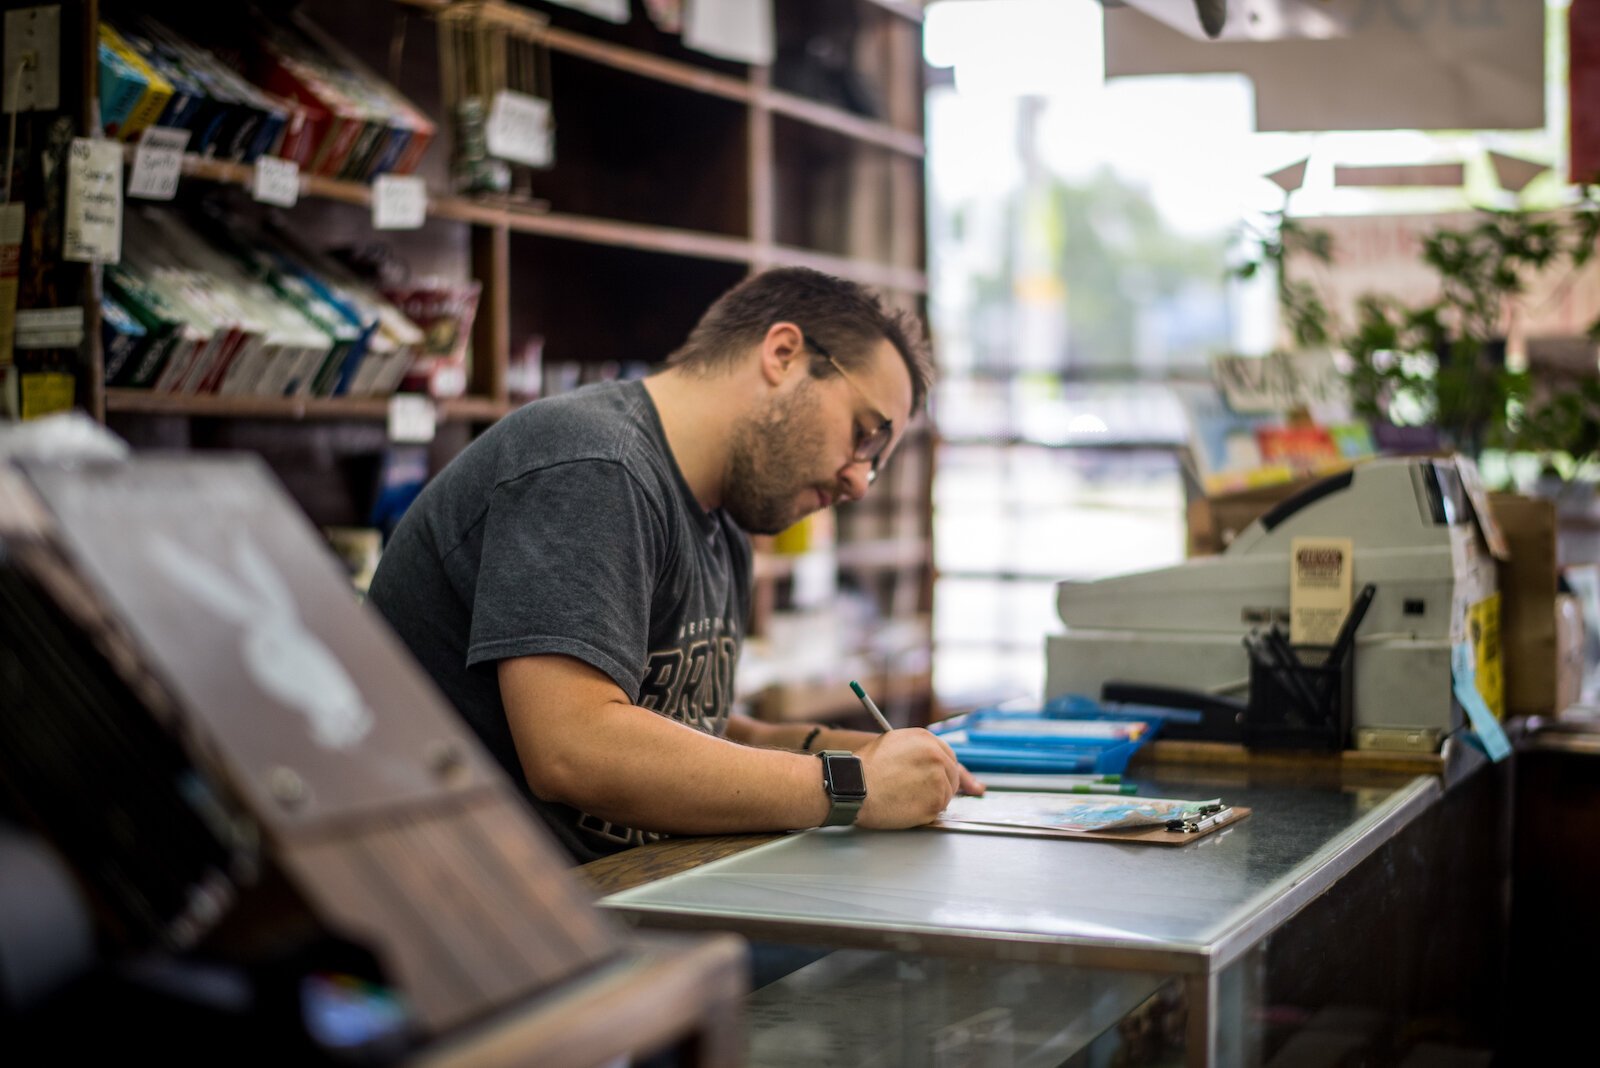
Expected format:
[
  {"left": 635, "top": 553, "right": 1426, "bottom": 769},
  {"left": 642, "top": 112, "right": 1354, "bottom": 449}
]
[{"left": 668, "top": 267, "right": 934, "bottom": 414}]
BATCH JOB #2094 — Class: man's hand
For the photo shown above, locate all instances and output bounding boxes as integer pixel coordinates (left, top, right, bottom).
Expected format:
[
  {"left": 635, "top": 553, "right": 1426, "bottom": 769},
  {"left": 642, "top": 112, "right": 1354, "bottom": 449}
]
[
  {"left": 930, "top": 731, "right": 986, "bottom": 798},
  {"left": 854, "top": 728, "right": 969, "bottom": 829}
]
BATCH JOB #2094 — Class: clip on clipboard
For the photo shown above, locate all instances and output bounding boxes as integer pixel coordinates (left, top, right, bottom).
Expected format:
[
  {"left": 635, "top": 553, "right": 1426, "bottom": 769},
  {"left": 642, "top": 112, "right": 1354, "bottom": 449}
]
[
  {"left": 931, "top": 807, "right": 1250, "bottom": 846},
  {"left": 933, "top": 796, "right": 1251, "bottom": 847}
]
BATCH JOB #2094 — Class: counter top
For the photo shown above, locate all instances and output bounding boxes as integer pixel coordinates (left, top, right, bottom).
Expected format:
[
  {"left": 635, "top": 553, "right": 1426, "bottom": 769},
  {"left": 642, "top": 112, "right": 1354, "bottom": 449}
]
[{"left": 598, "top": 766, "right": 1447, "bottom": 976}]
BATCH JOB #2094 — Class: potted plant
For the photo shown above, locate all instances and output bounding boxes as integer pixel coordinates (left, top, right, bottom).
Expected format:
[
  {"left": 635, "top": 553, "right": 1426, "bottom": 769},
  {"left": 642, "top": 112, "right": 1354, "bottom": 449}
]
[{"left": 1251, "top": 198, "right": 1600, "bottom": 463}]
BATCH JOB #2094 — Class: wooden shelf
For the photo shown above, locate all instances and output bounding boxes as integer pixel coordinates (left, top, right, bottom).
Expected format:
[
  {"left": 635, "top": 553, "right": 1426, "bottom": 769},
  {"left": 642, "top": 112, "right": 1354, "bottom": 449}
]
[
  {"left": 94, "top": 0, "right": 932, "bottom": 685},
  {"left": 753, "top": 537, "right": 930, "bottom": 581},
  {"left": 546, "top": 28, "right": 923, "bottom": 159},
  {"left": 105, "top": 389, "right": 514, "bottom": 423},
  {"left": 768, "top": 245, "right": 927, "bottom": 294},
  {"left": 935, "top": 435, "right": 1187, "bottom": 451},
  {"left": 543, "top": 24, "right": 750, "bottom": 104},
  {"left": 398, "top": 0, "right": 926, "bottom": 27},
  {"left": 762, "top": 87, "right": 924, "bottom": 157},
  {"left": 161, "top": 154, "right": 926, "bottom": 291},
  {"left": 839, "top": 536, "right": 930, "bottom": 569},
  {"left": 750, "top": 669, "right": 933, "bottom": 723},
  {"left": 861, "top": 0, "right": 926, "bottom": 21},
  {"left": 396, "top": 3, "right": 923, "bottom": 158},
  {"left": 164, "top": 152, "right": 538, "bottom": 225},
  {"left": 502, "top": 209, "right": 755, "bottom": 264},
  {"left": 751, "top": 552, "right": 793, "bottom": 582}
]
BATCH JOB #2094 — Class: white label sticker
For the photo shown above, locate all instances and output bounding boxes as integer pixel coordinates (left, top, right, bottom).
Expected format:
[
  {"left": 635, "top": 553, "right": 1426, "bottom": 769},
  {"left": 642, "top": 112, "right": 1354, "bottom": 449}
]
[
  {"left": 14, "top": 306, "right": 85, "bottom": 351},
  {"left": 64, "top": 138, "right": 123, "bottom": 263},
  {"left": 485, "top": 90, "right": 554, "bottom": 168},
  {"left": 127, "top": 126, "right": 192, "bottom": 201},
  {"left": 372, "top": 173, "right": 427, "bottom": 230},
  {"left": 387, "top": 393, "right": 436, "bottom": 443},
  {"left": 253, "top": 156, "right": 300, "bottom": 208}
]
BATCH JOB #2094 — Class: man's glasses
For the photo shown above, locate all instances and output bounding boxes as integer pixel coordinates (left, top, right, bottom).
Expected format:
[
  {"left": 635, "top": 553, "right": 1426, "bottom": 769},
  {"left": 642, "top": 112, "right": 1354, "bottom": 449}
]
[{"left": 803, "top": 335, "right": 893, "bottom": 483}]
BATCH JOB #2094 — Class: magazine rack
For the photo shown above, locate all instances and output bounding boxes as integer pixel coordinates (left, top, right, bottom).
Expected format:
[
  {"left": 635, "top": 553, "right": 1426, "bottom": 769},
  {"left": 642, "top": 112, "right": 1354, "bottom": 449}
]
[{"left": 0, "top": 453, "right": 743, "bottom": 1063}]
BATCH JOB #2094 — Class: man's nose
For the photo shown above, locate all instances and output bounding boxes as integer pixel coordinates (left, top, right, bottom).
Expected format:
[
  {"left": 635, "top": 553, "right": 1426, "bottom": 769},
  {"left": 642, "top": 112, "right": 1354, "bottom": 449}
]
[{"left": 837, "top": 461, "right": 873, "bottom": 502}]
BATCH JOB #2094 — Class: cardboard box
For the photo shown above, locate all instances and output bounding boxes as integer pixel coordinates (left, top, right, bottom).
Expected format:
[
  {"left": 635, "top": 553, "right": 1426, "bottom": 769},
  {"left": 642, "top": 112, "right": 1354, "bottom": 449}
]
[
  {"left": 1186, "top": 476, "right": 1321, "bottom": 557},
  {"left": 1557, "top": 591, "right": 1584, "bottom": 713},
  {"left": 1490, "top": 493, "right": 1583, "bottom": 716}
]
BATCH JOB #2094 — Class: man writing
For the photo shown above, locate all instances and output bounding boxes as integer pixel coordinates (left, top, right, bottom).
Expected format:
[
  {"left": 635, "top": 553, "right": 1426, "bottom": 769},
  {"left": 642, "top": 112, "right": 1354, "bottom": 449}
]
[{"left": 368, "top": 268, "right": 980, "bottom": 863}]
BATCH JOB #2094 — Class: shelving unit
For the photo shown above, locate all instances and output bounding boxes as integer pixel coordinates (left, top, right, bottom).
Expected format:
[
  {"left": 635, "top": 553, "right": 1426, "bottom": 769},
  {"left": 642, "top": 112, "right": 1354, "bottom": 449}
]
[
  {"left": 103, "top": 386, "right": 513, "bottom": 422},
  {"left": 74, "top": 0, "right": 934, "bottom": 722}
]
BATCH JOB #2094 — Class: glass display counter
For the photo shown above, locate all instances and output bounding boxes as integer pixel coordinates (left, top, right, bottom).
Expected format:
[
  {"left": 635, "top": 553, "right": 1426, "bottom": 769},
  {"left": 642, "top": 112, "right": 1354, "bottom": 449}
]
[{"left": 593, "top": 744, "right": 1509, "bottom": 1066}]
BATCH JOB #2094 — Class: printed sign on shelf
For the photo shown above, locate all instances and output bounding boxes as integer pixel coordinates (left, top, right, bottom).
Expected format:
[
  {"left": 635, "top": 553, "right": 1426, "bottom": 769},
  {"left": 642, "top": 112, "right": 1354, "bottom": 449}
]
[
  {"left": 373, "top": 174, "right": 427, "bottom": 230},
  {"left": 253, "top": 156, "right": 300, "bottom": 208},
  {"left": 387, "top": 393, "right": 437, "bottom": 444},
  {"left": 127, "top": 126, "right": 191, "bottom": 201},
  {"left": 64, "top": 138, "right": 123, "bottom": 263},
  {"left": 485, "top": 90, "right": 554, "bottom": 168}
]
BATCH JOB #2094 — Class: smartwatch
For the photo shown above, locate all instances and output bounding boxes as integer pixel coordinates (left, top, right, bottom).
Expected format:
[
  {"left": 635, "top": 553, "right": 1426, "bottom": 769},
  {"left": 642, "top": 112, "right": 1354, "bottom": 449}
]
[{"left": 817, "top": 750, "right": 867, "bottom": 827}]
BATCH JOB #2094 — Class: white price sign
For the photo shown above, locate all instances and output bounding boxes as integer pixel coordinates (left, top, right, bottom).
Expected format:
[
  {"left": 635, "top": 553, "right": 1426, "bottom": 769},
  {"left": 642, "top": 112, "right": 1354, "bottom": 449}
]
[
  {"left": 253, "top": 156, "right": 300, "bottom": 208},
  {"left": 387, "top": 393, "right": 437, "bottom": 444},
  {"left": 64, "top": 138, "right": 123, "bottom": 264},
  {"left": 485, "top": 90, "right": 554, "bottom": 168},
  {"left": 372, "top": 174, "right": 427, "bottom": 230},
  {"left": 127, "top": 126, "right": 191, "bottom": 200}
]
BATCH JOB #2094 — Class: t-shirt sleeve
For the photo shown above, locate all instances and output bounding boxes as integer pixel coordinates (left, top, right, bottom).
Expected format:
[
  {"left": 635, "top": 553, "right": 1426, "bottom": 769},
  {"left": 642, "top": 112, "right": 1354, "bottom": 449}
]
[{"left": 464, "top": 459, "right": 663, "bottom": 700}]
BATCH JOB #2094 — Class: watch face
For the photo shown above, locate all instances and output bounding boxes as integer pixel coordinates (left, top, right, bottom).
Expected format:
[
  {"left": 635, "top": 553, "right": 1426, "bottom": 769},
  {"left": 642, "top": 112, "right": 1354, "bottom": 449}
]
[{"left": 824, "top": 754, "right": 867, "bottom": 798}]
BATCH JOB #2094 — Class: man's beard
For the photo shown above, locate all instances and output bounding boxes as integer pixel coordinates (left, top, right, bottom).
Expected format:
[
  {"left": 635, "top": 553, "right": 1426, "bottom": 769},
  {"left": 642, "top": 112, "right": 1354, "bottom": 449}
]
[{"left": 722, "top": 385, "right": 828, "bottom": 536}]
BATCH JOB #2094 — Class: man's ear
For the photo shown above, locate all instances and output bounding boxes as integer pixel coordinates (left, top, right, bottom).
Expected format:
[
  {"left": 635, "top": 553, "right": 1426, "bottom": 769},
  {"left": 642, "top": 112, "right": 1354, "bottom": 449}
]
[{"left": 759, "top": 322, "right": 806, "bottom": 387}]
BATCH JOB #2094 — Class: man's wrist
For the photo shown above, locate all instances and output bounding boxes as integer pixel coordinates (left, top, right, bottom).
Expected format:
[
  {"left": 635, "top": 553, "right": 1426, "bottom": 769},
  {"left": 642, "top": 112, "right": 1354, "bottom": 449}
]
[
  {"left": 787, "top": 750, "right": 833, "bottom": 827},
  {"left": 819, "top": 728, "right": 876, "bottom": 752},
  {"left": 817, "top": 750, "right": 867, "bottom": 827}
]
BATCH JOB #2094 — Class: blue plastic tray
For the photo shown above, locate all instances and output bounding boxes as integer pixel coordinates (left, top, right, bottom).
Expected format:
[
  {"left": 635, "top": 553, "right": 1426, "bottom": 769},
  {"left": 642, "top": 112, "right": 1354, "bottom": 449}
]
[{"left": 931, "top": 694, "right": 1185, "bottom": 775}]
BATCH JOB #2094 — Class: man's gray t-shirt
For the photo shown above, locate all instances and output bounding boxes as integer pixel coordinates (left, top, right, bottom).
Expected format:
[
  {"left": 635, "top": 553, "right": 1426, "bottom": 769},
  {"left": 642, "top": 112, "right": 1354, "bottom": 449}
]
[{"left": 367, "top": 380, "right": 752, "bottom": 862}]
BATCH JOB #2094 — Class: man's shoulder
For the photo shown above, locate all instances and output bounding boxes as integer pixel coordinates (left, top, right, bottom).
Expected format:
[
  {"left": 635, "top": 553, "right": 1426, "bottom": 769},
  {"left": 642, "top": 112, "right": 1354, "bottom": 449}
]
[{"left": 499, "top": 380, "right": 660, "bottom": 472}]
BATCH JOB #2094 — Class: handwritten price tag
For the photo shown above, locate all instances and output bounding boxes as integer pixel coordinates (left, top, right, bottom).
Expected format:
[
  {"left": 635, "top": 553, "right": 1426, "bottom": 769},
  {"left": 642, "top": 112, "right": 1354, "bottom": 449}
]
[
  {"left": 253, "top": 156, "right": 300, "bottom": 208},
  {"left": 64, "top": 138, "right": 123, "bottom": 264},
  {"left": 127, "top": 126, "right": 191, "bottom": 201},
  {"left": 372, "top": 174, "right": 427, "bottom": 230},
  {"left": 387, "top": 393, "right": 437, "bottom": 443},
  {"left": 485, "top": 90, "right": 554, "bottom": 168}
]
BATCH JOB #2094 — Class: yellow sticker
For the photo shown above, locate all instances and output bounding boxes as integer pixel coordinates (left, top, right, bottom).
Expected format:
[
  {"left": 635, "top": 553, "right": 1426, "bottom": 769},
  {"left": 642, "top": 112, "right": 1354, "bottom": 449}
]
[
  {"left": 20, "top": 372, "right": 76, "bottom": 420},
  {"left": 1469, "top": 593, "right": 1504, "bottom": 720}
]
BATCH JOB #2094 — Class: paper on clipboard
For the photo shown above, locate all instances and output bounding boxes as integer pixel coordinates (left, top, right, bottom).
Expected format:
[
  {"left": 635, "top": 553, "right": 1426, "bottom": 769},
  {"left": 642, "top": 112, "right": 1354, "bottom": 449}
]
[{"left": 938, "top": 792, "right": 1221, "bottom": 834}]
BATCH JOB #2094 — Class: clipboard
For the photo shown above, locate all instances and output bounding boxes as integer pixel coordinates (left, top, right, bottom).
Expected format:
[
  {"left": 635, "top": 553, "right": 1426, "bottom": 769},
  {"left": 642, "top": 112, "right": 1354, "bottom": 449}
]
[{"left": 930, "top": 806, "right": 1251, "bottom": 846}]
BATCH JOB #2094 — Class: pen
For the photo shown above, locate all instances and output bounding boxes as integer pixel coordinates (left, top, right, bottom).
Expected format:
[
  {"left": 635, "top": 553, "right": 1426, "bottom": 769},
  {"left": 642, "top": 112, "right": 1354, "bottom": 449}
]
[
  {"left": 849, "top": 680, "right": 895, "bottom": 732},
  {"left": 1326, "top": 582, "right": 1377, "bottom": 669},
  {"left": 1069, "top": 782, "right": 1139, "bottom": 795},
  {"left": 1264, "top": 624, "right": 1323, "bottom": 715}
]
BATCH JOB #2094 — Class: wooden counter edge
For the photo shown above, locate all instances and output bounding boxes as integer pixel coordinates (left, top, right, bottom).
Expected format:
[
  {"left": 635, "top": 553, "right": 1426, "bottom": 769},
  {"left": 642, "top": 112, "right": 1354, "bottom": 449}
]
[
  {"left": 1133, "top": 740, "right": 1445, "bottom": 777},
  {"left": 581, "top": 833, "right": 782, "bottom": 897}
]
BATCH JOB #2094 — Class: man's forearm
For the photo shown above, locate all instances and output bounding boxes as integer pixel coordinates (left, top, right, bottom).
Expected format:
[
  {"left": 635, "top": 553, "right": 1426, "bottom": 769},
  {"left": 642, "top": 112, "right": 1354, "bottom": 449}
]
[
  {"left": 502, "top": 655, "right": 963, "bottom": 835},
  {"left": 725, "top": 713, "right": 876, "bottom": 753},
  {"left": 527, "top": 703, "right": 832, "bottom": 835}
]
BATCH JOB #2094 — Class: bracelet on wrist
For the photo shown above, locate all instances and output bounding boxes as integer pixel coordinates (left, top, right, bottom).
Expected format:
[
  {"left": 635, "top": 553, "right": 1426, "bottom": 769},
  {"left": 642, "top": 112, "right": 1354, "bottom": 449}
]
[{"left": 800, "top": 726, "right": 824, "bottom": 752}]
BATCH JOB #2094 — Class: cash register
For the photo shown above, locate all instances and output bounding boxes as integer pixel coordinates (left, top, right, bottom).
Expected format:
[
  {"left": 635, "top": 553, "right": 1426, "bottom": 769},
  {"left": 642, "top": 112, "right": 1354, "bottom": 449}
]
[{"left": 1045, "top": 456, "right": 1500, "bottom": 752}]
